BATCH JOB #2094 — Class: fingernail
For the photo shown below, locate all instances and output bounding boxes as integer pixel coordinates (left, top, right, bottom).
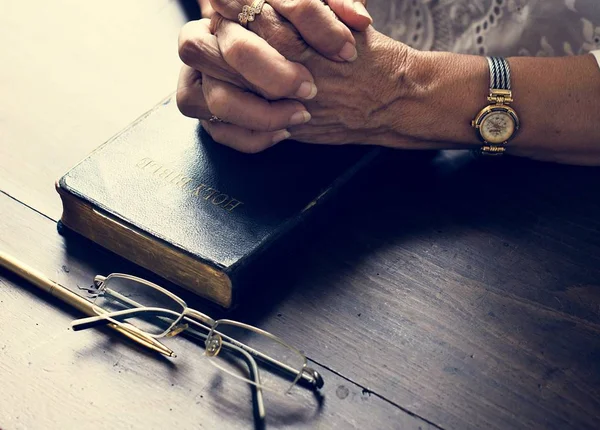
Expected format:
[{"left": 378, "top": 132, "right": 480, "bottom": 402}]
[
  {"left": 296, "top": 81, "right": 318, "bottom": 100},
  {"left": 289, "top": 110, "right": 311, "bottom": 126},
  {"left": 272, "top": 129, "right": 291, "bottom": 145},
  {"left": 353, "top": 2, "right": 373, "bottom": 24},
  {"left": 339, "top": 42, "right": 358, "bottom": 62}
]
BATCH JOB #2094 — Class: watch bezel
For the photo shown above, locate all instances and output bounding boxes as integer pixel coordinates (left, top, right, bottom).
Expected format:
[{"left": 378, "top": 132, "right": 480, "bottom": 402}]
[{"left": 472, "top": 105, "right": 520, "bottom": 145}]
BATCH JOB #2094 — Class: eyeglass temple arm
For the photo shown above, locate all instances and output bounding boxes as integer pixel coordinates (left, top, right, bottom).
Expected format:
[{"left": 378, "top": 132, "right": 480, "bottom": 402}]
[
  {"left": 72, "top": 307, "right": 324, "bottom": 389},
  {"left": 70, "top": 307, "right": 177, "bottom": 331},
  {"left": 220, "top": 340, "right": 266, "bottom": 422},
  {"left": 182, "top": 328, "right": 267, "bottom": 422}
]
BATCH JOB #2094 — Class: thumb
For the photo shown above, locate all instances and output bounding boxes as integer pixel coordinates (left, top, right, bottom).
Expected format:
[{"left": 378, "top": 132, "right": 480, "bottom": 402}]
[{"left": 326, "top": 0, "right": 373, "bottom": 31}]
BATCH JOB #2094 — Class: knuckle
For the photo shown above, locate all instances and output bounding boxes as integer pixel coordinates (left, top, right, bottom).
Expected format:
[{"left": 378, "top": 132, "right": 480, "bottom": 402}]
[
  {"left": 278, "top": 0, "right": 315, "bottom": 17},
  {"left": 210, "top": 0, "right": 239, "bottom": 17},
  {"left": 178, "top": 39, "right": 200, "bottom": 66},
  {"left": 176, "top": 90, "right": 203, "bottom": 119},
  {"left": 271, "top": 33, "right": 302, "bottom": 56},
  {"left": 262, "top": 66, "right": 305, "bottom": 100},
  {"left": 205, "top": 85, "right": 230, "bottom": 117},
  {"left": 262, "top": 20, "right": 310, "bottom": 61},
  {"left": 177, "top": 22, "right": 198, "bottom": 62},
  {"left": 176, "top": 90, "right": 194, "bottom": 117},
  {"left": 178, "top": 21, "right": 195, "bottom": 46},
  {"left": 178, "top": 23, "right": 212, "bottom": 66},
  {"left": 177, "top": 71, "right": 205, "bottom": 118},
  {"left": 272, "top": 0, "right": 345, "bottom": 56}
]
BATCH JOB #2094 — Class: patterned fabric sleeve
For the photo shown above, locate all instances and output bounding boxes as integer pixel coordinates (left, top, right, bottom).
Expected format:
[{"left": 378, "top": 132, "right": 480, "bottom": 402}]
[{"left": 369, "top": 0, "right": 600, "bottom": 59}]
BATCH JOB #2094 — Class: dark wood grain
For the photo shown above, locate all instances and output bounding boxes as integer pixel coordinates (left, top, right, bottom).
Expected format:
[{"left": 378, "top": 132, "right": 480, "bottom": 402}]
[
  {"left": 0, "top": 192, "right": 435, "bottom": 430},
  {"left": 225, "top": 153, "right": 600, "bottom": 430},
  {"left": 3, "top": 152, "right": 600, "bottom": 430}
]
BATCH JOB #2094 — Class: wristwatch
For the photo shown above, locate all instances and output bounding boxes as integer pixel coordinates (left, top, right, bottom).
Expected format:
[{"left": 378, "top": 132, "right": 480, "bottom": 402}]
[{"left": 471, "top": 56, "right": 520, "bottom": 155}]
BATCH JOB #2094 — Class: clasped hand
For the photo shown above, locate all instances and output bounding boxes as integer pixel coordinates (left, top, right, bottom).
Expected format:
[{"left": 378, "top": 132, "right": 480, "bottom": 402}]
[{"left": 176, "top": 0, "right": 435, "bottom": 153}]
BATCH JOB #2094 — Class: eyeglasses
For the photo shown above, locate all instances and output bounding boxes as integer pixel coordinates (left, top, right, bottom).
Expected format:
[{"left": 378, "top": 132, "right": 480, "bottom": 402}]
[{"left": 71, "top": 273, "right": 324, "bottom": 394}]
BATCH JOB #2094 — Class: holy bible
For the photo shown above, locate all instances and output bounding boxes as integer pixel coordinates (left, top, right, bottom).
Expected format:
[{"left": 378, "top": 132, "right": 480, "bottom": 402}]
[{"left": 56, "top": 97, "right": 378, "bottom": 308}]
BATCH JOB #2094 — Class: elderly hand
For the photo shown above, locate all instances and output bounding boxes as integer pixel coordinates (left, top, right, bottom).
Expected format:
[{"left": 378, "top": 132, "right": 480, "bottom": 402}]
[
  {"left": 186, "top": 0, "right": 600, "bottom": 165},
  {"left": 177, "top": 18, "right": 321, "bottom": 151},
  {"left": 208, "top": 0, "right": 372, "bottom": 62},
  {"left": 177, "top": 5, "right": 456, "bottom": 153},
  {"left": 177, "top": 0, "right": 372, "bottom": 152}
]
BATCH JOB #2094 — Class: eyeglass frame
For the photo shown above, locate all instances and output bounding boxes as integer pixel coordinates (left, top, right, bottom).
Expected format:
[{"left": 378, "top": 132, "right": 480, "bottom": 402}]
[{"left": 72, "top": 273, "right": 324, "bottom": 391}]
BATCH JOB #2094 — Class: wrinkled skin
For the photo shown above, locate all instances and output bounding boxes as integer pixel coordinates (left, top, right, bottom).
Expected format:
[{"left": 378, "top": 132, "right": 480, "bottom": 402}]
[{"left": 177, "top": 2, "right": 427, "bottom": 153}]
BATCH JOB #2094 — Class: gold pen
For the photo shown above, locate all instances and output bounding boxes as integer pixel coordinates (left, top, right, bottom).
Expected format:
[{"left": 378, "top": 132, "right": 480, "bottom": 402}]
[{"left": 0, "top": 250, "right": 176, "bottom": 358}]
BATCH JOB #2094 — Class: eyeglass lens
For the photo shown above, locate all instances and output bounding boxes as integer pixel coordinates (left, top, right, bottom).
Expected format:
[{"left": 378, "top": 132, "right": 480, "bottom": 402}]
[{"left": 93, "top": 275, "right": 184, "bottom": 336}]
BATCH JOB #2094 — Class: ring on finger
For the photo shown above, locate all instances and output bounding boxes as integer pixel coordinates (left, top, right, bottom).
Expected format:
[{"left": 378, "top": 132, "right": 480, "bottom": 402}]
[{"left": 238, "top": 0, "right": 266, "bottom": 28}]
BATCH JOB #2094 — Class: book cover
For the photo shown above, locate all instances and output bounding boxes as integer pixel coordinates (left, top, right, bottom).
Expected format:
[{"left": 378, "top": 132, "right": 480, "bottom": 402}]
[{"left": 56, "top": 96, "right": 379, "bottom": 308}]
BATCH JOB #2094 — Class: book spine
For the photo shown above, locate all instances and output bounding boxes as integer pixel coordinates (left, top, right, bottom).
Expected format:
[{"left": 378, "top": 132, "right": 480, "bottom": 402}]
[{"left": 55, "top": 183, "right": 234, "bottom": 308}]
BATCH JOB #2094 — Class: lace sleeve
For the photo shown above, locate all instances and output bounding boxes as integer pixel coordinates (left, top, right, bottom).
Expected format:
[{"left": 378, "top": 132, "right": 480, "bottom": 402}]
[{"left": 369, "top": 0, "right": 600, "bottom": 59}]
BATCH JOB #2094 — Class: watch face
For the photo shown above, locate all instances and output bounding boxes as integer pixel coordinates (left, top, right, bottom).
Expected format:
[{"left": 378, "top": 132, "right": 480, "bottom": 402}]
[{"left": 480, "top": 111, "right": 515, "bottom": 144}]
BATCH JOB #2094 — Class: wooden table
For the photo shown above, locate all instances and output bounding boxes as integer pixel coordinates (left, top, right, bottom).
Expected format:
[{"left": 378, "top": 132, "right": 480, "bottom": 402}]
[{"left": 1, "top": 2, "right": 599, "bottom": 429}]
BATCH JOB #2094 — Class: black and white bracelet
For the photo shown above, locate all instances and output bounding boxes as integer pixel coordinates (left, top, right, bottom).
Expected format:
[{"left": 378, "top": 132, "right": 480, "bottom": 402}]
[{"left": 486, "top": 56, "right": 511, "bottom": 90}]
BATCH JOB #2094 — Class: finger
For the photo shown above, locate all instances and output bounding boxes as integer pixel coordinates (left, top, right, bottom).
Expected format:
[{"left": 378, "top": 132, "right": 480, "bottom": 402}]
[
  {"left": 201, "top": 120, "right": 291, "bottom": 153},
  {"left": 203, "top": 74, "right": 311, "bottom": 131},
  {"left": 178, "top": 18, "right": 246, "bottom": 88},
  {"left": 212, "top": 15, "right": 318, "bottom": 100},
  {"left": 198, "top": 0, "right": 215, "bottom": 18},
  {"left": 210, "top": 0, "right": 358, "bottom": 62},
  {"left": 176, "top": 65, "right": 212, "bottom": 119},
  {"left": 270, "top": 0, "right": 358, "bottom": 61},
  {"left": 326, "top": 0, "right": 372, "bottom": 31}
]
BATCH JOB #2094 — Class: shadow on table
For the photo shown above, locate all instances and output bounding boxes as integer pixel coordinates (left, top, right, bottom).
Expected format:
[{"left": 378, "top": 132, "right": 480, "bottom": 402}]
[
  {"left": 225, "top": 148, "right": 600, "bottom": 325},
  {"left": 56, "top": 147, "right": 600, "bottom": 325}
]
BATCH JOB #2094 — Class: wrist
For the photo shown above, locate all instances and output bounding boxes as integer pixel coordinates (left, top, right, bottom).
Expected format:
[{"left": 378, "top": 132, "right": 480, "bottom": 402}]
[{"left": 382, "top": 49, "right": 490, "bottom": 149}]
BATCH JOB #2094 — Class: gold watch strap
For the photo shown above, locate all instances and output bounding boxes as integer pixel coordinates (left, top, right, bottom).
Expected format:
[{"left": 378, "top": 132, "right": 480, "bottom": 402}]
[{"left": 487, "top": 88, "right": 513, "bottom": 105}]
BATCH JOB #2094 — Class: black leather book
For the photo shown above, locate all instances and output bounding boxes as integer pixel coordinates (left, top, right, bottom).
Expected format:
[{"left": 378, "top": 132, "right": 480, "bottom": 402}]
[{"left": 56, "top": 96, "right": 379, "bottom": 308}]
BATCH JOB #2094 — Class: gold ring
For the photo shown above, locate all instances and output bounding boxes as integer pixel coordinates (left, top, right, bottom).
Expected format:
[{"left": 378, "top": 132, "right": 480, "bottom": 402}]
[{"left": 238, "top": 0, "right": 266, "bottom": 28}]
